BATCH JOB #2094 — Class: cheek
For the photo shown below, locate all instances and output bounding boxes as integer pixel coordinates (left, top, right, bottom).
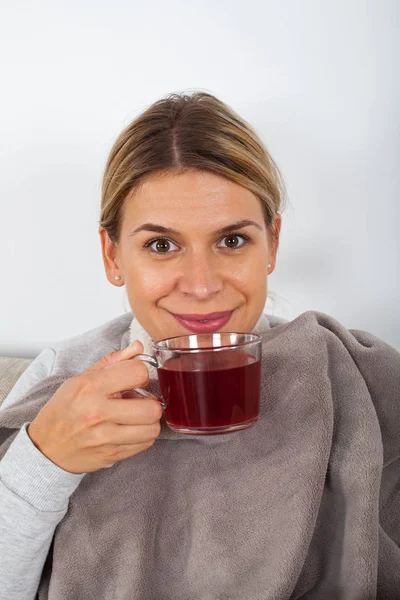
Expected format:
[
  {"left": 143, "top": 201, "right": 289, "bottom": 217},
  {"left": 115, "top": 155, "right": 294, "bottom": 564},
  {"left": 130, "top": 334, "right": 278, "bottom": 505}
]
[
  {"left": 229, "top": 253, "right": 268, "bottom": 289},
  {"left": 129, "top": 264, "right": 174, "bottom": 300}
]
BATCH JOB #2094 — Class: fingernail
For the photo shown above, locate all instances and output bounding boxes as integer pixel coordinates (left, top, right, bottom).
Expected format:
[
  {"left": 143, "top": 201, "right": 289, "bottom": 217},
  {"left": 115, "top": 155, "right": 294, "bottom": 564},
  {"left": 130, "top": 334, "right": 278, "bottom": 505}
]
[
  {"left": 128, "top": 340, "right": 140, "bottom": 349},
  {"left": 122, "top": 340, "right": 141, "bottom": 355}
]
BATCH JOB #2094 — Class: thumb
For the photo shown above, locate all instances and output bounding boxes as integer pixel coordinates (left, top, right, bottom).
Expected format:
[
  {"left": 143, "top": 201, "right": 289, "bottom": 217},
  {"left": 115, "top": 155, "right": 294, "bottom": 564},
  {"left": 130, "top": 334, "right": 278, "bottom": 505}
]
[{"left": 87, "top": 340, "right": 144, "bottom": 371}]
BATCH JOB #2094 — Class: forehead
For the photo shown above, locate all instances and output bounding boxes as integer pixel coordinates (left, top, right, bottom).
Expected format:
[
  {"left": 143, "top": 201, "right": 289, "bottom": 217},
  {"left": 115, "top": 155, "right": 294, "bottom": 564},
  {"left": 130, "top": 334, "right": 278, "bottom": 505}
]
[{"left": 123, "top": 170, "right": 265, "bottom": 225}]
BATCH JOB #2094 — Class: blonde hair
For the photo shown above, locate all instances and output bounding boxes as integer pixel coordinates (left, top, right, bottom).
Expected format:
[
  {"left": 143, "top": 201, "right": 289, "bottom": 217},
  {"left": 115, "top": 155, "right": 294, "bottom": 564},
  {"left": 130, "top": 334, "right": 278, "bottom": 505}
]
[{"left": 100, "top": 91, "right": 286, "bottom": 243}]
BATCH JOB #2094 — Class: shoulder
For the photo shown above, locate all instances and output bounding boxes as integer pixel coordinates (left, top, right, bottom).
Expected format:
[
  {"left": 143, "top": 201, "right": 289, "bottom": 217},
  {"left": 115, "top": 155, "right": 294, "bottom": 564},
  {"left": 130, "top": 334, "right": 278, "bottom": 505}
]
[
  {"left": 262, "top": 309, "right": 400, "bottom": 466},
  {"left": 0, "top": 348, "right": 56, "bottom": 410},
  {"left": 264, "top": 313, "right": 288, "bottom": 328},
  {"left": 51, "top": 312, "right": 133, "bottom": 376},
  {"left": 1, "top": 313, "right": 133, "bottom": 411},
  {"left": 259, "top": 309, "right": 399, "bottom": 360}
]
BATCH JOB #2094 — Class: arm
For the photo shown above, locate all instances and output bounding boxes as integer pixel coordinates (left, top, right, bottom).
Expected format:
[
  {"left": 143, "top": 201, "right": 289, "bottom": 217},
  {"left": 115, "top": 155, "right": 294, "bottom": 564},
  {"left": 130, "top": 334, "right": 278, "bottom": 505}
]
[{"left": 0, "top": 424, "right": 85, "bottom": 599}]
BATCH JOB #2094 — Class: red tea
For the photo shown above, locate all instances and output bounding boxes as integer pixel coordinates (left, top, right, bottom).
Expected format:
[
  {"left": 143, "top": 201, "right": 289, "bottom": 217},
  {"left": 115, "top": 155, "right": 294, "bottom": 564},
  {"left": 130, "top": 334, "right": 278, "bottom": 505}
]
[{"left": 157, "top": 350, "right": 261, "bottom": 431}]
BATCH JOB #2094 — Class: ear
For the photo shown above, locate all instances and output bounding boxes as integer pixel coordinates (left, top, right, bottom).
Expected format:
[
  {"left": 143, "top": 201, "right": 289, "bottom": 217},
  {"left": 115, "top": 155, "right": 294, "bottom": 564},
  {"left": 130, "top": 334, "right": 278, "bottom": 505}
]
[
  {"left": 268, "top": 214, "right": 282, "bottom": 272},
  {"left": 99, "top": 228, "right": 122, "bottom": 286}
]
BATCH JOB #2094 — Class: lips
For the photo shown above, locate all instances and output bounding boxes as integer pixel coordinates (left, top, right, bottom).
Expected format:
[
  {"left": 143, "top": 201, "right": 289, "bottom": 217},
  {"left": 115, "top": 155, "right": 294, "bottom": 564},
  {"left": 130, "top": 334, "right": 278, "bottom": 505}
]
[
  {"left": 174, "top": 311, "right": 233, "bottom": 321},
  {"left": 170, "top": 310, "right": 235, "bottom": 333}
]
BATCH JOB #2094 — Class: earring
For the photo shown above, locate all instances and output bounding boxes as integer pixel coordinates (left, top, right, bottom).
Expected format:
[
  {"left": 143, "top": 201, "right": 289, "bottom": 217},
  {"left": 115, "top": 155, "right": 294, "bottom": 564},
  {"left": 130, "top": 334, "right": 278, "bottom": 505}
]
[
  {"left": 268, "top": 264, "right": 271, "bottom": 268},
  {"left": 115, "top": 275, "right": 121, "bottom": 281}
]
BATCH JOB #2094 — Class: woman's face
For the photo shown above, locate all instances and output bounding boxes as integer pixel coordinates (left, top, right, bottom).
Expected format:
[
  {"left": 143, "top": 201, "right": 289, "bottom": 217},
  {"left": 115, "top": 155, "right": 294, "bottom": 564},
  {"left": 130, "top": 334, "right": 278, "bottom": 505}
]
[{"left": 100, "top": 169, "right": 280, "bottom": 341}]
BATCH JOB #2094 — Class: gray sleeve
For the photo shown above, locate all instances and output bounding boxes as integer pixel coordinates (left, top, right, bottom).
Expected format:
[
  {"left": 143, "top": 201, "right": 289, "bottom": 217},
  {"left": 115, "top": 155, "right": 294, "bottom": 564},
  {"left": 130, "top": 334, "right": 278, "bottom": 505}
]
[
  {"left": 1, "top": 348, "right": 56, "bottom": 411},
  {"left": 0, "top": 423, "right": 86, "bottom": 599}
]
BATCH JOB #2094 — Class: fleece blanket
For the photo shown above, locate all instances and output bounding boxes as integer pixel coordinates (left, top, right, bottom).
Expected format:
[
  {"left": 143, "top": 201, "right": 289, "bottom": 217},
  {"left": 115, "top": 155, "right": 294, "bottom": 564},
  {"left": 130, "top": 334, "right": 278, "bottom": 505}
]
[{"left": 0, "top": 310, "right": 399, "bottom": 599}]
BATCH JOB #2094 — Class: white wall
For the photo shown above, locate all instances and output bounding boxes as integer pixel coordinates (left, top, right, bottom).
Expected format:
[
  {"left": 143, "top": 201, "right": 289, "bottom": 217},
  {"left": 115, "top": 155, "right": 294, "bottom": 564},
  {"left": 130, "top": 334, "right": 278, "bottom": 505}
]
[{"left": 1, "top": 0, "right": 398, "bottom": 357}]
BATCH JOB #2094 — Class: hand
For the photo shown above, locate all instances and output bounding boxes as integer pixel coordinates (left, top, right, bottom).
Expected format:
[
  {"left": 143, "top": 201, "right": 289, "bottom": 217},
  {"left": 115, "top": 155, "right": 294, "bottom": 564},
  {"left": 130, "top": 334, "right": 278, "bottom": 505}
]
[{"left": 27, "top": 341, "right": 162, "bottom": 474}]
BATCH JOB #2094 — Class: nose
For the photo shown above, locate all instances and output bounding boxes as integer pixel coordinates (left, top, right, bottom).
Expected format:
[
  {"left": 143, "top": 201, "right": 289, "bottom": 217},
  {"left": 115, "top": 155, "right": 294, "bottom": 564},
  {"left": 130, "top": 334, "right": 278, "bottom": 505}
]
[{"left": 177, "top": 249, "right": 223, "bottom": 300}]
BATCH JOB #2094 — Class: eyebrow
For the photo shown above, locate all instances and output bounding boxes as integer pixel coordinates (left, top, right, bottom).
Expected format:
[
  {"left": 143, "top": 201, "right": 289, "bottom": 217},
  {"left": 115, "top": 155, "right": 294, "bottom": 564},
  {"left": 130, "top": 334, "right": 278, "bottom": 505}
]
[{"left": 128, "top": 219, "right": 264, "bottom": 238}]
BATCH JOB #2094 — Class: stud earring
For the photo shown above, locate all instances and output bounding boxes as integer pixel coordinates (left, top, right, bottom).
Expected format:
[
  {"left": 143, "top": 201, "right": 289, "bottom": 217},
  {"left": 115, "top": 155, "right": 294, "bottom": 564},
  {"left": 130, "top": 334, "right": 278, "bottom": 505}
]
[
  {"left": 268, "top": 264, "right": 271, "bottom": 268},
  {"left": 115, "top": 275, "right": 121, "bottom": 281}
]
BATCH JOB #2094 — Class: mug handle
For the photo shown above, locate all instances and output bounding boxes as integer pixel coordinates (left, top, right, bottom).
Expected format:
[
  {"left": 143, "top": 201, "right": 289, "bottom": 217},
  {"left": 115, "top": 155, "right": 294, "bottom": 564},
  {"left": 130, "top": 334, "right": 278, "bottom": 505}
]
[{"left": 121, "top": 353, "right": 167, "bottom": 410}]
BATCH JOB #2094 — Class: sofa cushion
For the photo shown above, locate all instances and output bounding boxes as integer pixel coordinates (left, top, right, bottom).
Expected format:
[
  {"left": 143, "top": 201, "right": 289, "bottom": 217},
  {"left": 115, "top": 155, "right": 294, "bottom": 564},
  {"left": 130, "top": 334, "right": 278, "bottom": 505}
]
[{"left": 0, "top": 357, "right": 33, "bottom": 407}]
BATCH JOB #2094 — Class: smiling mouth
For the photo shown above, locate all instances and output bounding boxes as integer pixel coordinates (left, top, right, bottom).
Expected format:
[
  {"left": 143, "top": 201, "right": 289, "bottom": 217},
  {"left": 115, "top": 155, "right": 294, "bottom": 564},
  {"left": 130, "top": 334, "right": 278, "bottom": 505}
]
[
  {"left": 171, "top": 310, "right": 234, "bottom": 321},
  {"left": 168, "top": 309, "right": 236, "bottom": 333}
]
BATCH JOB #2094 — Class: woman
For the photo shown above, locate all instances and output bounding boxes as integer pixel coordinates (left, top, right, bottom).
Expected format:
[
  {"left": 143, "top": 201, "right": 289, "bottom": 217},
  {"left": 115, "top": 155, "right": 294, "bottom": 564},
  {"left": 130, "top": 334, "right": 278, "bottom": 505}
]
[{"left": 0, "top": 91, "right": 399, "bottom": 600}]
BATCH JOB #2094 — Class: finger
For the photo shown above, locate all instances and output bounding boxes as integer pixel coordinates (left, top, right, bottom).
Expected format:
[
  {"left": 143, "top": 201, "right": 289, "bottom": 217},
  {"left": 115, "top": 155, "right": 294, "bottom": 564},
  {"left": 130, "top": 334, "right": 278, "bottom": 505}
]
[
  {"left": 85, "top": 358, "right": 151, "bottom": 397},
  {"left": 105, "top": 397, "right": 163, "bottom": 425},
  {"left": 105, "top": 440, "right": 155, "bottom": 466},
  {"left": 119, "top": 440, "right": 156, "bottom": 458},
  {"left": 106, "top": 422, "right": 161, "bottom": 445},
  {"left": 87, "top": 340, "right": 144, "bottom": 372}
]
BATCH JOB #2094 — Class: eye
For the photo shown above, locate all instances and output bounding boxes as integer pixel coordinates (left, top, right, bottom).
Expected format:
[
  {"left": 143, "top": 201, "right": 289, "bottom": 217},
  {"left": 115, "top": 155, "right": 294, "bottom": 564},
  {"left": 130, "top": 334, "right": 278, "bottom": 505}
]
[
  {"left": 145, "top": 238, "right": 179, "bottom": 254},
  {"left": 143, "top": 232, "right": 251, "bottom": 255},
  {"left": 217, "top": 233, "right": 251, "bottom": 249}
]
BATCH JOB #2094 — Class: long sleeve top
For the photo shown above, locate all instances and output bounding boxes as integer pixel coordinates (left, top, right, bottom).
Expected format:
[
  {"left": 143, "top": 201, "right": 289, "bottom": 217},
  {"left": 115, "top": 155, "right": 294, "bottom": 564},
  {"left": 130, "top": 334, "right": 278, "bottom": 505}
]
[{"left": 0, "top": 348, "right": 86, "bottom": 600}]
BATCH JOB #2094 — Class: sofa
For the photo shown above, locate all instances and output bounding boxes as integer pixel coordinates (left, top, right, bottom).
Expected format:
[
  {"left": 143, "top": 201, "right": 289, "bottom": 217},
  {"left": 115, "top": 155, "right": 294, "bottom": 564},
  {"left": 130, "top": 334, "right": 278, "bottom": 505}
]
[{"left": 0, "top": 357, "right": 33, "bottom": 408}]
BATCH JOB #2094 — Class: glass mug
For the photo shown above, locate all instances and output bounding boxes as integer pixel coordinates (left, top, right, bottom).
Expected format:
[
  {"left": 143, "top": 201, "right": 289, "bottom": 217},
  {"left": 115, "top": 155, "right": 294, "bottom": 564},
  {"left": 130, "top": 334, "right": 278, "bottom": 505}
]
[{"left": 121, "top": 332, "right": 262, "bottom": 435}]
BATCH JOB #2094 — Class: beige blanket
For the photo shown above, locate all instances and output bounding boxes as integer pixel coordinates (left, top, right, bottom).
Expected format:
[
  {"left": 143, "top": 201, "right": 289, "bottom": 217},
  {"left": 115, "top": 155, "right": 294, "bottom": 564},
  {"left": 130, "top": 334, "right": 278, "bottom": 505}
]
[{"left": 1, "top": 311, "right": 399, "bottom": 599}]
